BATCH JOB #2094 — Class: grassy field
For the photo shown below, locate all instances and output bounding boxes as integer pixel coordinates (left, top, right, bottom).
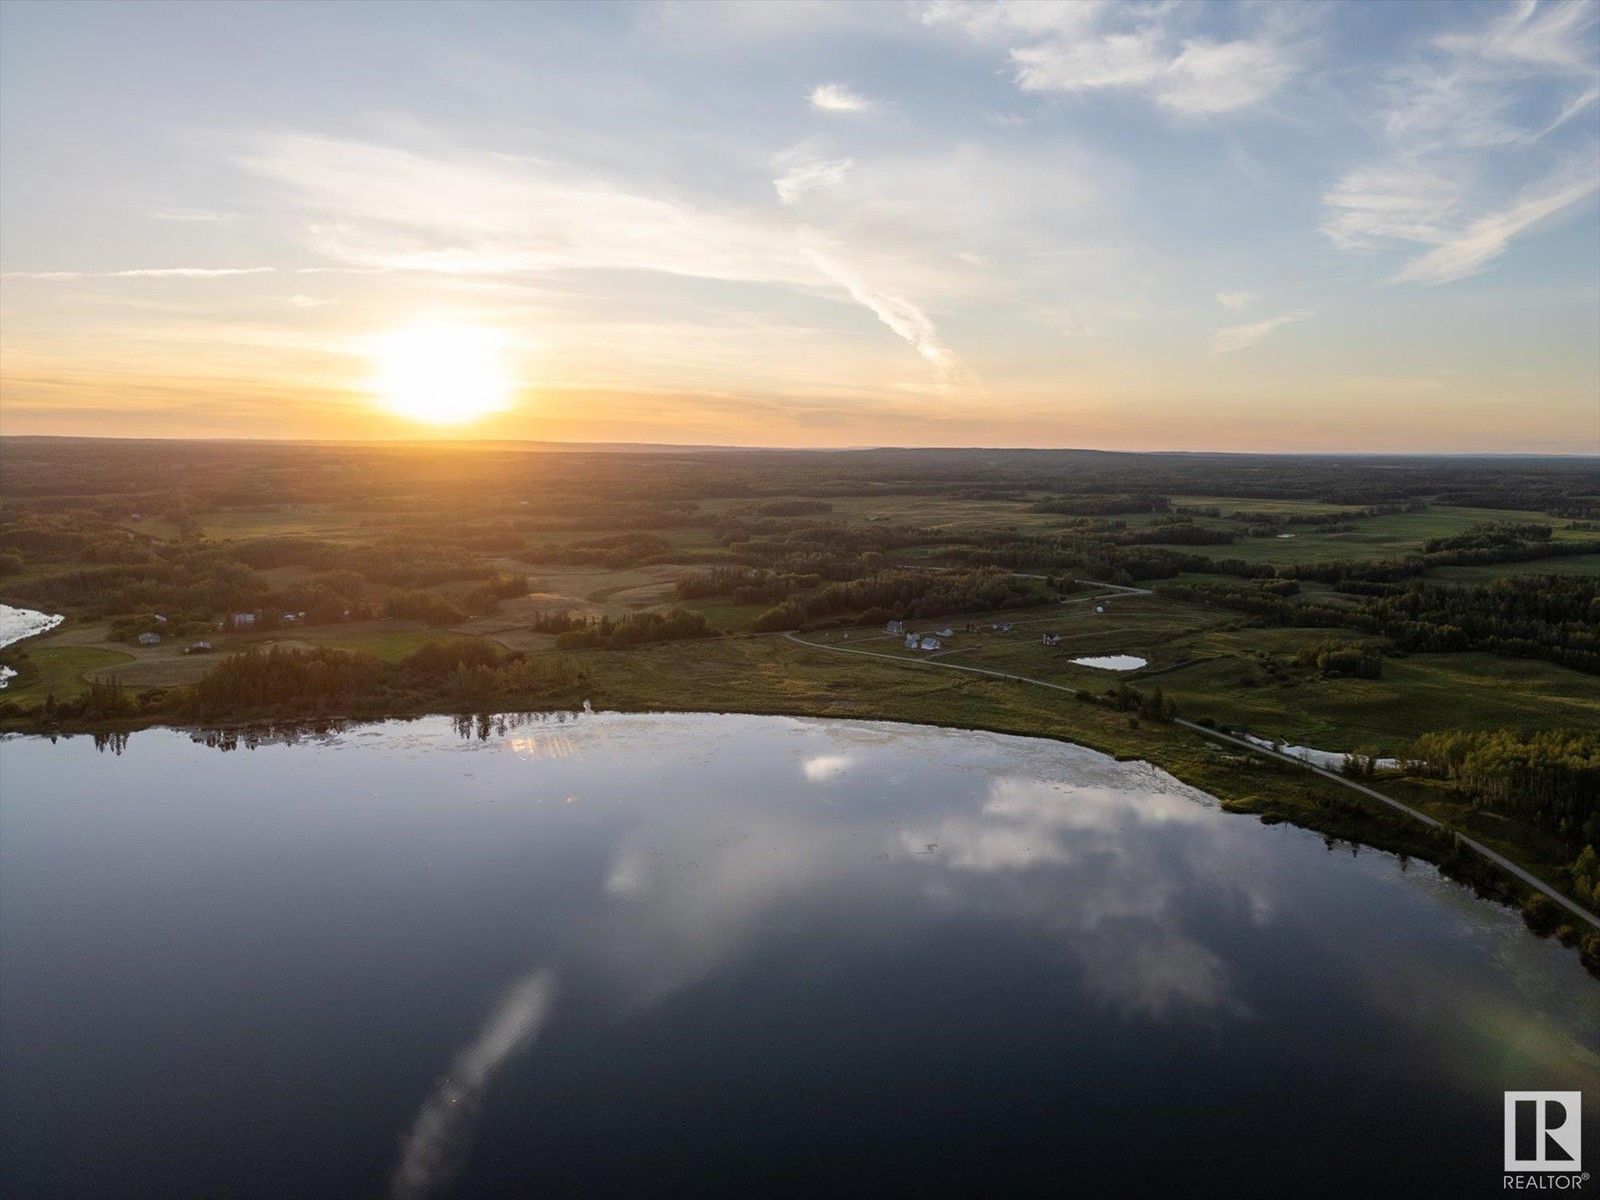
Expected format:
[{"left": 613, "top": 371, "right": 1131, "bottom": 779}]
[
  {"left": 1423, "top": 554, "right": 1600, "bottom": 583},
  {"left": 1138, "top": 504, "right": 1586, "bottom": 566},
  {"left": 3, "top": 646, "right": 135, "bottom": 703},
  {"left": 790, "top": 592, "right": 1600, "bottom": 756}
]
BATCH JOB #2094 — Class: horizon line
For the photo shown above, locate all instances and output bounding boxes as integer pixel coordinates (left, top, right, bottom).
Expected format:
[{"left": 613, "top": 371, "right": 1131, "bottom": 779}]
[{"left": 0, "top": 433, "right": 1596, "bottom": 461}]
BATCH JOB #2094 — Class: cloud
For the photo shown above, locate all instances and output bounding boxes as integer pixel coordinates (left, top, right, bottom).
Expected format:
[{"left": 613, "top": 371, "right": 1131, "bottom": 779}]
[
  {"left": 286, "top": 294, "right": 335, "bottom": 308},
  {"left": 1436, "top": 0, "right": 1598, "bottom": 73},
  {"left": 803, "top": 239, "right": 965, "bottom": 387},
  {"left": 1322, "top": 0, "right": 1600, "bottom": 284},
  {"left": 390, "top": 969, "right": 556, "bottom": 1200},
  {"left": 774, "top": 156, "right": 854, "bottom": 205},
  {"left": 142, "top": 208, "right": 239, "bottom": 224},
  {"left": 1392, "top": 167, "right": 1600, "bottom": 284},
  {"left": 239, "top": 135, "right": 818, "bottom": 285},
  {"left": 1215, "top": 291, "right": 1254, "bottom": 310},
  {"left": 810, "top": 82, "right": 873, "bottom": 113},
  {"left": 924, "top": 0, "right": 1303, "bottom": 115},
  {"left": 1209, "top": 311, "right": 1311, "bottom": 356},
  {"left": 1, "top": 267, "right": 275, "bottom": 280}
]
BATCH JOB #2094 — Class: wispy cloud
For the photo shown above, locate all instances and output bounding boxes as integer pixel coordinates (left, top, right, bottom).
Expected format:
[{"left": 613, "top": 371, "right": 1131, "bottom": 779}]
[
  {"left": 1, "top": 267, "right": 275, "bottom": 280},
  {"left": 1393, "top": 166, "right": 1600, "bottom": 284},
  {"left": 803, "top": 239, "right": 964, "bottom": 388},
  {"left": 1322, "top": 0, "right": 1600, "bottom": 285},
  {"left": 240, "top": 135, "right": 816, "bottom": 285},
  {"left": 923, "top": 0, "right": 1305, "bottom": 116},
  {"left": 1215, "top": 291, "right": 1255, "bottom": 310},
  {"left": 809, "top": 82, "right": 873, "bottom": 113},
  {"left": 1210, "top": 311, "right": 1311, "bottom": 356},
  {"left": 390, "top": 970, "right": 556, "bottom": 1200},
  {"left": 774, "top": 156, "right": 854, "bottom": 205}
]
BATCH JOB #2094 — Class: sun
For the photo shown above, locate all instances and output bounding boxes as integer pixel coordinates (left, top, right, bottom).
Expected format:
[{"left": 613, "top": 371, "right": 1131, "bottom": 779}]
[{"left": 371, "top": 324, "right": 513, "bottom": 425}]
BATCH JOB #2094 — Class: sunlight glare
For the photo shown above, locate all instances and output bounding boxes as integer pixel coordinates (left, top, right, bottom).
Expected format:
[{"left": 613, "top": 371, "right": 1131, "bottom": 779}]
[{"left": 371, "top": 324, "right": 513, "bottom": 425}]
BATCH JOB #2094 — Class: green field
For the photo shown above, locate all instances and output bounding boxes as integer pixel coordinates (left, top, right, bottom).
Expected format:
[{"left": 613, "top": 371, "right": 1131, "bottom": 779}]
[
  {"left": 1424, "top": 554, "right": 1600, "bottom": 584},
  {"left": 3, "top": 646, "right": 135, "bottom": 703}
]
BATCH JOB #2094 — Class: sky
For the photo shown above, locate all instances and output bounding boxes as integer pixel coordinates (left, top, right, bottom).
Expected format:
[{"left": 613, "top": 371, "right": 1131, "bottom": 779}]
[{"left": 1, "top": 0, "right": 1597, "bottom": 452}]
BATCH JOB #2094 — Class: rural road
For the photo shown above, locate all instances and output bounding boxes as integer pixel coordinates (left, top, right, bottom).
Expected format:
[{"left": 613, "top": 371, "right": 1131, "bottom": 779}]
[{"left": 783, "top": 627, "right": 1599, "bottom": 932}]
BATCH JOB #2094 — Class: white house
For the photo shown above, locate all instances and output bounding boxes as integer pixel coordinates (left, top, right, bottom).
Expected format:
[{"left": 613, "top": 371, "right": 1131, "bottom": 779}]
[
  {"left": 886, "top": 620, "right": 906, "bottom": 635},
  {"left": 935, "top": 628, "right": 954, "bottom": 638},
  {"left": 137, "top": 631, "right": 161, "bottom": 645},
  {"left": 904, "top": 633, "right": 920, "bottom": 649},
  {"left": 1042, "top": 633, "right": 1061, "bottom": 646},
  {"left": 1095, "top": 606, "right": 1105, "bottom": 614},
  {"left": 185, "top": 641, "right": 213, "bottom": 654},
  {"left": 919, "top": 636, "right": 942, "bottom": 651},
  {"left": 230, "top": 612, "right": 256, "bottom": 628}
]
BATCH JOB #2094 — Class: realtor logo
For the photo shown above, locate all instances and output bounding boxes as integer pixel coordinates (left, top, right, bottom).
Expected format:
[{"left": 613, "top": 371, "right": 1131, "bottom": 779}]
[{"left": 1506, "top": 1092, "right": 1582, "bottom": 1172}]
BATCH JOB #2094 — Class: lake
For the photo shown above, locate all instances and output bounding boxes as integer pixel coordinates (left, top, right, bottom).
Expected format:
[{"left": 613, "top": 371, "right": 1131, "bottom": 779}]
[{"left": 1, "top": 713, "right": 1595, "bottom": 1198}]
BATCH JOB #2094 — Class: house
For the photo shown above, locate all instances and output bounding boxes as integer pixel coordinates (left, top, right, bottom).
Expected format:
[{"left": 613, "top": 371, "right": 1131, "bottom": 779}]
[
  {"left": 935, "top": 628, "right": 954, "bottom": 638},
  {"left": 137, "top": 631, "right": 161, "bottom": 645},
  {"left": 1095, "top": 606, "right": 1105, "bottom": 614},
  {"left": 1042, "top": 633, "right": 1061, "bottom": 646},
  {"left": 904, "top": 633, "right": 920, "bottom": 649},
  {"left": 229, "top": 612, "right": 256, "bottom": 628},
  {"left": 185, "top": 641, "right": 213, "bottom": 654},
  {"left": 919, "top": 636, "right": 942, "bottom": 651},
  {"left": 886, "top": 620, "right": 906, "bottom": 635}
]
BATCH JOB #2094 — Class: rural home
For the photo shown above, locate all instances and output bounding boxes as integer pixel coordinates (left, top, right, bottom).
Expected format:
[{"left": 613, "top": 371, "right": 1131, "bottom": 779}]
[
  {"left": 886, "top": 620, "right": 906, "bottom": 635},
  {"left": 137, "top": 632, "right": 161, "bottom": 645},
  {"left": 919, "top": 636, "right": 942, "bottom": 651},
  {"left": 1042, "top": 633, "right": 1061, "bottom": 646}
]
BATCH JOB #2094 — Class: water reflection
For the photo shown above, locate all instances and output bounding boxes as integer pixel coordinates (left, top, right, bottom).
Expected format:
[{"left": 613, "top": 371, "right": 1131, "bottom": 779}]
[
  {"left": 391, "top": 968, "right": 557, "bottom": 1200},
  {"left": 1, "top": 713, "right": 1595, "bottom": 1199}
]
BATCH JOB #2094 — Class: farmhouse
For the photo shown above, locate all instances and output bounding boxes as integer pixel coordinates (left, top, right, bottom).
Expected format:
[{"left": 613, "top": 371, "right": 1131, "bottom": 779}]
[
  {"left": 904, "top": 633, "right": 920, "bottom": 649},
  {"left": 1042, "top": 633, "right": 1061, "bottom": 646},
  {"left": 886, "top": 620, "right": 906, "bottom": 634},
  {"left": 919, "top": 636, "right": 942, "bottom": 651},
  {"left": 137, "top": 631, "right": 161, "bottom": 645}
]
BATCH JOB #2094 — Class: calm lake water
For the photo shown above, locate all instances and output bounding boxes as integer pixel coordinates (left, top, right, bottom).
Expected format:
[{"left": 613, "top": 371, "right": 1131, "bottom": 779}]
[{"left": 1, "top": 713, "right": 1595, "bottom": 1198}]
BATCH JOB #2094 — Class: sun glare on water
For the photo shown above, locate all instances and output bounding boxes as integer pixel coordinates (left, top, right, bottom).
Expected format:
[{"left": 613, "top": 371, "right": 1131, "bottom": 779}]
[{"left": 371, "top": 324, "right": 513, "bottom": 425}]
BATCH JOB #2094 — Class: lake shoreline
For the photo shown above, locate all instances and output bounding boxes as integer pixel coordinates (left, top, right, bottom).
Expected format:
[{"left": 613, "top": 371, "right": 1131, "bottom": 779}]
[{"left": 7, "top": 689, "right": 1594, "bottom": 980}]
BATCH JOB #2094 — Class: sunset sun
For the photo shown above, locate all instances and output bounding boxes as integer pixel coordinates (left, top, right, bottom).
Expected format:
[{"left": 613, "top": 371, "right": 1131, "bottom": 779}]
[{"left": 371, "top": 324, "right": 512, "bottom": 425}]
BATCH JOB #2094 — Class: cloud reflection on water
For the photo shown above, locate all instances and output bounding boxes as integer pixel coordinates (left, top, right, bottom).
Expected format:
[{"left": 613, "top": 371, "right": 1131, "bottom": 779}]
[{"left": 391, "top": 969, "right": 557, "bottom": 1200}]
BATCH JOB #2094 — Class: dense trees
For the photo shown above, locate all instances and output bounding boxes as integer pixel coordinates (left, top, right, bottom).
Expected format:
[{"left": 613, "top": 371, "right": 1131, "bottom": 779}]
[
  {"left": 551, "top": 609, "right": 717, "bottom": 649},
  {"left": 750, "top": 567, "right": 1050, "bottom": 632},
  {"left": 186, "top": 640, "right": 583, "bottom": 720},
  {"left": 1404, "top": 728, "right": 1600, "bottom": 846}
]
